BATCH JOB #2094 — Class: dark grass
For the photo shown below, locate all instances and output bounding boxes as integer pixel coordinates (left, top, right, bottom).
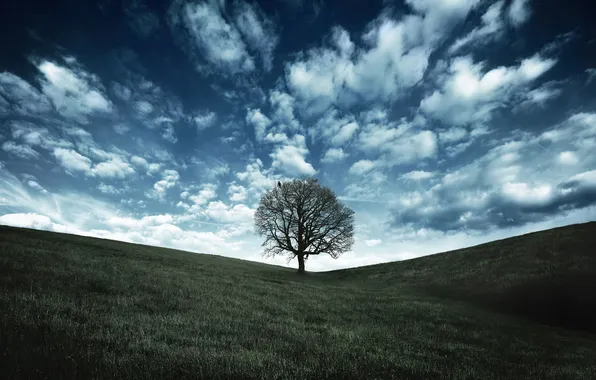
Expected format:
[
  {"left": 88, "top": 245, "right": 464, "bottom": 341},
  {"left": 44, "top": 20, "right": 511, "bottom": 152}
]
[{"left": 1, "top": 222, "right": 596, "bottom": 379}]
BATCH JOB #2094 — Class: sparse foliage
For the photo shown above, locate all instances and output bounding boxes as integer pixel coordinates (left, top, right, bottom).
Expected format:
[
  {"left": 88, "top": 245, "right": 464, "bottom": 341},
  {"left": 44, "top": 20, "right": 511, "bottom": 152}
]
[{"left": 254, "top": 177, "right": 355, "bottom": 273}]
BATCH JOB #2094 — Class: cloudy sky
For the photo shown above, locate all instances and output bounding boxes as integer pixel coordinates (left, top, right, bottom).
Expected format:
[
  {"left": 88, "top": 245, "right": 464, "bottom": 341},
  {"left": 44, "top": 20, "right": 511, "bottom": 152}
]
[{"left": 1, "top": 0, "right": 595, "bottom": 271}]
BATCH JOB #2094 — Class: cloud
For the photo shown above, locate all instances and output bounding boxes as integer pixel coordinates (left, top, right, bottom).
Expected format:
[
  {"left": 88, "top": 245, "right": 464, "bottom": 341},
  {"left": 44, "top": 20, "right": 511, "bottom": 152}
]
[
  {"left": 449, "top": 1, "right": 505, "bottom": 54},
  {"left": 438, "top": 127, "right": 468, "bottom": 143},
  {"left": 203, "top": 201, "right": 255, "bottom": 224},
  {"left": 269, "top": 135, "right": 317, "bottom": 176},
  {"left": 113, "top": 123, "right": 131, "bottom": 135},
  {"left": 234, "top": 1, "right": 279, "bottom": 71},
  {"left": 228, "top": 183, "right": 248, "bottom": 202},
  {"left": 246, "top": 108, "right": 272, "bottom": 141},
  {"left": 389, "top": 113, "right": 596, "bottom": 232},
  {"left": 188, "top": 183, "right": 218, "bottom": 207},
  {"left": 349, "top": 159, "right": 377, "bottom": 175},
  {"left": 171, "top": 0, "right": 255, "bottom": 74},
  {"left": 515, "top": 82, "right": 562, "bottom": 110},
  {"left": 92, "top": 157, "right": 136, "bottom": 179},
  {"left": 98, "top": 183, "right": 123, "bottom": 195},
  {"left": 192, "top": 111, "right": 217, "bottom": 130},
  {"left": 321, "top": 148, "right": 347, "bottom": 164},
  {"left": 356, "top": 120, "right": 437, "bottom": 166},
  {"left": 236, "top": 159, "right": 277, "bottom": 198},
  {"left": 2, "top": 141, "right": 40, "bottom": 159},
  {"left": 0, "top": 73, "right": 53, "bottom": 116},
  {"left": 557, "top": 151, "right": 579, "bottom": 166},
  {"left": 332, "top": 121, "right": 359, "bottom": 146},
  {"left": 284, "top": 0, "right": 482, "bottom": 115},
  {"left": 402, "top": 170, "right": 435, "bottom": 180},
  {"left": 420, "top": 53, "right": 557, "bottom": 126},
  {"left": 148, "top": 169, "right": 180, "bottom": 199},
  {"left": 36, "top": 59, "right": 113, "bottom": 122},
  {"left": 364, "top": 239, "right": 382, "bottom": 247},
  {"left": 586, "top": 68, "right": 596, "bottom": 85},
  {"left": 53, "top": 148, "right": 93, "bottom": 174},
  {"left": 269, "top": 90, "right": 301, "bottom": 131},
  {"left": 21, "top": 175, "right": 48, "bottom": 194},
  {"left": 508, "top": 0, "right": 531, "bottom": 27}
]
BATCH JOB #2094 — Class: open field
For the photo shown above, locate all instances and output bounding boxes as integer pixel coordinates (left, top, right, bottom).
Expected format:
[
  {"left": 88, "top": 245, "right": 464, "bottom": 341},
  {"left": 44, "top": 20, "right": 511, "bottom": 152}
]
[{"left": 1, "top": 222, "right": 595, "bottom": 379}]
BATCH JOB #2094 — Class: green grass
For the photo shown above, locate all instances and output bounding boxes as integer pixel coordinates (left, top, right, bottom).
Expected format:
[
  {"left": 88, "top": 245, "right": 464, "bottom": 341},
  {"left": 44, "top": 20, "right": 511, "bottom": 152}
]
[{"left": 1, "top": 222, "right": 595, "bottom": 379}]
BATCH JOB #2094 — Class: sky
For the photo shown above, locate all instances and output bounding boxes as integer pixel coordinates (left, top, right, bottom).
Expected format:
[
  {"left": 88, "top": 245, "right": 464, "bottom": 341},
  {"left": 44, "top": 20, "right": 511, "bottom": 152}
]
[{"left": 1, "top": 0, "right": 595, "bottom": 271}]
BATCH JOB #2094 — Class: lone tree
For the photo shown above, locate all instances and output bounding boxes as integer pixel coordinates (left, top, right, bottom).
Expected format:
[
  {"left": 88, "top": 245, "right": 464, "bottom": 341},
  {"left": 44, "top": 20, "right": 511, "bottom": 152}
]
[{"left": 255, "top": 177, "right": 355, "bottom": 274}]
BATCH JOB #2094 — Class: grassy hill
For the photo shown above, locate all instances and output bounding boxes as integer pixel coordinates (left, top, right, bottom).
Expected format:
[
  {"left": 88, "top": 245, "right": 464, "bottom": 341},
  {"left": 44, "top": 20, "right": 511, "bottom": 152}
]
[{"left": 1, "top": 222, "right": 595, "bottom": 379}]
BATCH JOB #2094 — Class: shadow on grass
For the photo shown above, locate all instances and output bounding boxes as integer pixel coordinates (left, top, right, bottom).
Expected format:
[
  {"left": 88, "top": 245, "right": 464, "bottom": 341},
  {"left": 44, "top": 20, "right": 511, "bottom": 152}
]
[{"left": 488, "top": 272, "right": 596, "bottom": 333}]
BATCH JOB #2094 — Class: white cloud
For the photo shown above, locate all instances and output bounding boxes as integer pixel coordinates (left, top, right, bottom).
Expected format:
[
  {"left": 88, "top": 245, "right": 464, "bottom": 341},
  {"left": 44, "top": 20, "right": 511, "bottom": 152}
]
[
  {"left": 364, "top": 239, "right": 382, "bottom": 247},
  {"left": 402, "top": 170, "right": 435, "bottom": 180},
  {"left": 203, "top": 201, "right": 255, "bottom": 224},
  {"left": 285, "top": 0, "right": 481, "bottom": 114},
  {"left": 246, "top": 108, "right": 272, "bottom": 141},
  {"left": 321, "top": 148, "right": 347, "bottom": 164},
  {"left": 331, "top": 121, "right": 359, "bottom": 146},
  {"left": 349, "top": 159, "right": 377, "bottom": 175},
  {"left": 269, "top": 90, "right": 300, "bottom": 131},
  {"left": 188, "top": 183, "right": 218, "bottom": 207},
  {"left": 113, "top": 124, "right": 131, "bottom": 135},
  {"left": 557, "top": 151, "right": 579, "bottom": 166},
  {"left": 25, "top": 180, "right": 48, "bottom": 194},
  {"left": 516, "top": 82, "right": 562, "bottom": 109},
  {"left": 228, "top": 183, "right": 248, "bottom": 202},
  {"left": 36, "top": 60, "right": 112, "bottom": 122},
  {"left": 173, "top": 1, "right": 255, "bottom": 74},
  {"left": 0, "top": 73, "right": 53, "bottom": 116},
  {"left": 234, "top": 1, "right": 278, "bottom": 71},
  {"left": 149, "top": 169, "right": 180, "bottom": 199},
  {"left": 53, "top": 148, "right": 93, "bottom": 175},
  {"left": 98, "top": 183, "right": 123, "bottom": 194},
  {"left": 92, "top": 157, "right": 136, "bottom": 179},
  {"left": 236, "top": 159, "right": 276, "bottom": 198},
  {"left": 193, "top": 111, "right": 217, "bottom": 130},
  {"left": 0, "top": 213, "right": 71, "bottom": 233},
  {"left": 357, "top": 121, "right": 437, "bottom": 166},
  {"left": 508, "top": 0, "right": 531, "bottom": 27},
  {"left": 439, "top": 127, "right": 468, "bottom": 143},
  {"left": 420, "top": 54, "right": 556, "bottom": 126},
  {"left": 449, "top": 1, "right": 505, "bottom": 54},
  {"left": 270, "top": 135, "right": 317, "bottom": 176},
  {"left": 2, "top": 141, "right": 40, "bottom": 159},
  {"left": 130, "top": 156, "right": 161, "bottom": 176}
]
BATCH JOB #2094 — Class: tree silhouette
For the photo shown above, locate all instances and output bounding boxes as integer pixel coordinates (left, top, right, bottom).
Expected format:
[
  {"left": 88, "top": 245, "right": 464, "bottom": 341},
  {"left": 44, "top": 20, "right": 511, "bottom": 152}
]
[{"left": 255, "top": 177, "right": 355, "bottom": 274}]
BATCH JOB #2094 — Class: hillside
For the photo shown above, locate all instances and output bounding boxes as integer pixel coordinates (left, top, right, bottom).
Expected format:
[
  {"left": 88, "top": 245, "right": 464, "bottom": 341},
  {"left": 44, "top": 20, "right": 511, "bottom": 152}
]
[{"left": 1, "top": 222, "right": 595, "bottom": 379}]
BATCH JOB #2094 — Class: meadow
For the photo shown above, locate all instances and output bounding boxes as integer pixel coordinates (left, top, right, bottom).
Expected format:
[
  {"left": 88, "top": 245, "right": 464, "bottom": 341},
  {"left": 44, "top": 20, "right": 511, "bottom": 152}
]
[{"left": 1, "top": 222, "right": 595, "bottom": 379}]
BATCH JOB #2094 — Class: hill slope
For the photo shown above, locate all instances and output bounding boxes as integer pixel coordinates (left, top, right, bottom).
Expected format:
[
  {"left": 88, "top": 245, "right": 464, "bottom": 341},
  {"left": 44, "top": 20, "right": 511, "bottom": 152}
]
[{"left": 1, "top": 223, "right": 595, "bottom": 380}]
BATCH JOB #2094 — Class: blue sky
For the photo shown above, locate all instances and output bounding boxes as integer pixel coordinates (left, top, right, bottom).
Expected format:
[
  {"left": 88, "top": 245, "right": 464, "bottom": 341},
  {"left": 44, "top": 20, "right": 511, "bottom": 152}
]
[{"left": 1, "top": 0, "right": 595, "bottom": 271}]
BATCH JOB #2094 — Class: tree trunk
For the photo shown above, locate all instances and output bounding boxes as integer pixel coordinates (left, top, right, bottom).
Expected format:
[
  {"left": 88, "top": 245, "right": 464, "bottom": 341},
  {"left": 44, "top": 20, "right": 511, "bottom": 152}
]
[{"left": 297, "top": 253, "right": 305, "bottom": 274}]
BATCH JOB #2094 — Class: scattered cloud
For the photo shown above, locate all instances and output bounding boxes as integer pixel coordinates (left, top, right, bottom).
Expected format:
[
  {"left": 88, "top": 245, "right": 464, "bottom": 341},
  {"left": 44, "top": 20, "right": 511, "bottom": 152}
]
[
  {"left": 321, "top": 148, "right": 347, "bottom": 164},
  {"left": 508, "top": 0, "right": 531, "bottom": 28},
  {"left": 192, "top": 111, "right": 217, "bottom": 131},
  {"left": 2, "top": 141, "right": 40, "bottom": 159},
  {"left": 364, "top": 239, "right": 382, "bottom": 247},
  {"left": 170, "top": 0, "right": 254, "bottom": 74},
  {"left": 246, "top": 108, "right": 272, "bottom": 141},
  {"left": 449, "top": 1, "right": 505, "bottom": 54},
  {"left": 234, "top": 1, "right": 279, "bottom": 71},
  {"left": 269, "top": 135, "right": 316, "bottom": 176},
  {"left": 36, "top": 59, "right": 113, "bottom": 122},
  {"left": 420, "top": 53, "right": 557, "bottom": 126}
]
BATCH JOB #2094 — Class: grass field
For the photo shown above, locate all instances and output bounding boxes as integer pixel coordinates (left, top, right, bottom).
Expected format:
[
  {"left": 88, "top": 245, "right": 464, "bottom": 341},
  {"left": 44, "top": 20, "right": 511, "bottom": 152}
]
[{"left": 1, "top": 222, "right": 596, "bottom": 379}]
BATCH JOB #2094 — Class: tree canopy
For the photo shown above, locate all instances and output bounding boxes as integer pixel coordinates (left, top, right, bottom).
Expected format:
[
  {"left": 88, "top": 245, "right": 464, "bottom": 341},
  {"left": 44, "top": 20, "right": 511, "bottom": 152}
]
[{"left": 254, "top": 177, "right": 355, "bottom": 273}]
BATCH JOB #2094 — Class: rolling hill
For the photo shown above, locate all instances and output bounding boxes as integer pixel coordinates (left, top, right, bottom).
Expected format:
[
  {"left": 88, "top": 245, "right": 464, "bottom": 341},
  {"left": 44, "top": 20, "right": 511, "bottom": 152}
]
[{"left": 1, "top": 222, "right": 595, "bottom": 379}]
